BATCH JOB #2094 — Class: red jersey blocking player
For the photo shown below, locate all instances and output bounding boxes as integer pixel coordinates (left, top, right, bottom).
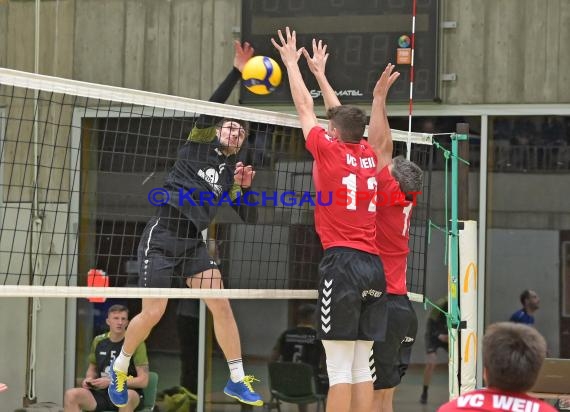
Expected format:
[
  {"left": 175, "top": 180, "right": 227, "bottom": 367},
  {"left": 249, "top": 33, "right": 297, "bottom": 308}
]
[{"left": 273, "top": 28, "right": 386, "bottom": 412}]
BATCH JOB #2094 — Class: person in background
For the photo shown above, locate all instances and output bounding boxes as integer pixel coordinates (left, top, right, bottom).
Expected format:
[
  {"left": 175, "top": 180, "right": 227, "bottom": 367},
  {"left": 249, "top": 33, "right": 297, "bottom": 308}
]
[
  {"left": 271, "top": 303, "right": 328, "bottom": 408},
  {"left": 509, "top": 289, "right": 540, "bottom": 325},
  {"left": 64, "top": 304, "right": 149, "bottom": 412},
  {"left": 437, "top": 322, "right": 556, "bottom": 412},
  {"left": 421, "top": 297, "right": 448, "bottom": 404}
]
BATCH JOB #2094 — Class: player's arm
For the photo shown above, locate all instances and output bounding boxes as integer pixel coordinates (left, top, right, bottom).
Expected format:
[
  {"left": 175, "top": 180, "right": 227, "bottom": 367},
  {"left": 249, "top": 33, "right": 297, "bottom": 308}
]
[
  {"left": 368, "top": 63, "right": 400, "bottom": 171},
  {"left": 302, "top": 39, "right": 341, "bottom": 110},
  {"left": 272, "top": 27, "right": 318, "bottom": 139},
  {"left": 190, "top": 41, "right": 255, "bottom": 142},
  {"left": 81, "top": 363, "right": 98, "bottom": 389},
  {"left": 230, "top": 162, "right": 258, "bottom": 224},
  {"left": 127, "top": 364, "right": 150, "bottom": 389}
]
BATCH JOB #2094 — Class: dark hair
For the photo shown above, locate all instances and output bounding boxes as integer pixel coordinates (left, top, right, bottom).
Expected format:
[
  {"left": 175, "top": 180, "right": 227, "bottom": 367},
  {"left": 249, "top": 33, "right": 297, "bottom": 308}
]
[
  {"left": 107, "top": 304, "right": 129, "bottom": 316},
  {"left": 297, "top": 304, "right": 316, "bottom": 323},
  {"left": 326, "top": 106, "right": 367, "bottom": 143},
  {"left": 520, "top": 289, "right": 531, "bottom": 306},
  {"left": 216, "top": 118, "right": 250, "bottom": 137},
  {"left": 391, "top": 156, "right": 424, "bottom": 199},
  {"left": 483, "top": 322, "right": 546, "bottom": 392}
]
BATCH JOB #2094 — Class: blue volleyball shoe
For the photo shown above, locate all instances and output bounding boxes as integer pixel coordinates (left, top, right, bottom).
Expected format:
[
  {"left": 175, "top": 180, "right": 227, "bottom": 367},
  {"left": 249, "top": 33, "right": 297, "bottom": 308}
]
[
  {"left": 108, "top": 360, "right": 129, "bottom": 407},
  {"left": 223, "top": 376, "right": 263, "bottom": 406}
]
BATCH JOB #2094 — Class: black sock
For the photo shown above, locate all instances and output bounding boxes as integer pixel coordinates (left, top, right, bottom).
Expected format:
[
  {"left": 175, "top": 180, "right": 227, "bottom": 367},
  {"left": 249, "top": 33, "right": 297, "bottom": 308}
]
[{"left": 422, "top": 385, "right": 428, "bottom": 395}]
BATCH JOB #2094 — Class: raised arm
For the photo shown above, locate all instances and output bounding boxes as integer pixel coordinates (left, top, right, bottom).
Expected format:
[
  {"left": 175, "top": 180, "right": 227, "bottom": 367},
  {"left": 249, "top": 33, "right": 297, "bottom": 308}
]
[
  {"left": 368, "top": 63, "right": 400, "bottom": 171},
  {"left": 272, "top": 27, "right": 318, "bottom": 139},
  {"left": 302, "top": 39, "right": 341, "bottom": 110},
  {"left": 193, "top": 40, "right": 255, "bottom": 135}
]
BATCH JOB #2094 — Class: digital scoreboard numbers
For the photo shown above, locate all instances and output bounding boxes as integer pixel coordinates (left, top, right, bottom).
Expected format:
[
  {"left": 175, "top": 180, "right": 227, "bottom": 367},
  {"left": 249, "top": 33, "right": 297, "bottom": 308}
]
[{"left": 240, "top": 0, "right": 439, "bottom": 104}]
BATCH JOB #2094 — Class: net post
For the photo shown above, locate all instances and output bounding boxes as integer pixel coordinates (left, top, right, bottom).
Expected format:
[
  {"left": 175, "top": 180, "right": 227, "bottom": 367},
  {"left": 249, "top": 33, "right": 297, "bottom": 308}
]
[{"left": 449, "top": 128, "right": 468, "bottom": 399}]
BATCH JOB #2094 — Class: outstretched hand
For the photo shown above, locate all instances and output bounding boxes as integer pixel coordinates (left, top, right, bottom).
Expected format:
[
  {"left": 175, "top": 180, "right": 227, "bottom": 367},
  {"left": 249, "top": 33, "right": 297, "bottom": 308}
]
[
  {"left": 234, "top": 40, "right": 255, "bottom": 72},
  {"left": 234, "top": 162, "right": 255, "bottom": 188},
  {"left": 373, "top": 63, "right": 400, "bottom": 100},
  {"left": 271, "top": 27, "right": 304, "bottom": 67},
  {"left": 0, "top": 383, "right": 7, "bottom": 393},
  {"left": 302, "top": 39, "right": 329, "bottom": 77}
]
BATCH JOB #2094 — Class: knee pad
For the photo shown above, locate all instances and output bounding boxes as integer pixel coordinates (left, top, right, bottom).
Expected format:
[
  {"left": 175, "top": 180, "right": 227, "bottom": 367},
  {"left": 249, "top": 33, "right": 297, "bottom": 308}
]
[
  {"left": 352, "top": 340, "right": 373, "bottom": 384},
  {"left": 322, "top": 340, "right": 355, "bottom": 386}
]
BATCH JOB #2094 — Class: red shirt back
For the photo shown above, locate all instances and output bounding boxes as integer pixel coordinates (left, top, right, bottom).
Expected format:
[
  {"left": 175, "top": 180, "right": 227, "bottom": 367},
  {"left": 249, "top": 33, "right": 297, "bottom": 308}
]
[
  {"left": 306, "top": 126, "right": 377, "bottom": 255},
  {"left": 437, "top": 388, "right": 557, "bottom": 412},
  {"left": 376, "top": 165, "right": 413, "bottom": 294}
]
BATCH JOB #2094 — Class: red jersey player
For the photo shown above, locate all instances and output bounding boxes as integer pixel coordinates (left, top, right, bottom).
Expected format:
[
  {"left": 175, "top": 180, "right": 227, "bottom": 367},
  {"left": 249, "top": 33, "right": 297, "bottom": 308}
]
[
  {"left": 273, "top": 29, "right": 386, "bottom": 412},
  {"left": 367, "top": 64, "right": 424, "bottom": 412},
  {"left": 438, "top": 323, "right": 556, "bottom": 412}
]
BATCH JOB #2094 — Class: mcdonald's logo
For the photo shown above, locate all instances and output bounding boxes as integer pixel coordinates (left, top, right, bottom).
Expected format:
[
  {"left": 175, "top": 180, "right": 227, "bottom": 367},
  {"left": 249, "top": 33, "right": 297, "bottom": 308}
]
[
  {"left": 463, "top": 262, "right": 478, "bottom": 293},
  {"left": 464, "top": 331, "right": 477, "bottom": 363}
]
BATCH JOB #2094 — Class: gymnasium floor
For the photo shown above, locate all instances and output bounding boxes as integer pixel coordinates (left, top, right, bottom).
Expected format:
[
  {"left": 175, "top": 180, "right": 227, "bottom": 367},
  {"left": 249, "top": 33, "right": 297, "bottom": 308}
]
[{"left": 150, "top": 352, "right": 450, "bottom": 412}]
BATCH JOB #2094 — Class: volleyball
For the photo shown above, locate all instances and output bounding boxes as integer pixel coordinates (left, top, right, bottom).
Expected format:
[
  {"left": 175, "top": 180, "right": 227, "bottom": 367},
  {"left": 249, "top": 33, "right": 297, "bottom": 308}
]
[{"left": 242, "top": 56, "right": 282, "bottom": 95}]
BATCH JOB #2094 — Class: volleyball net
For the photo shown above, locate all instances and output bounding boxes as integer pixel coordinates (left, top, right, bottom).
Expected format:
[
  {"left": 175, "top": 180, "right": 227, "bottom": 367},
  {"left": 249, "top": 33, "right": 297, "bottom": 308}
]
[{"left": 0, "top": 68, "right": 433, "bottom": 300}]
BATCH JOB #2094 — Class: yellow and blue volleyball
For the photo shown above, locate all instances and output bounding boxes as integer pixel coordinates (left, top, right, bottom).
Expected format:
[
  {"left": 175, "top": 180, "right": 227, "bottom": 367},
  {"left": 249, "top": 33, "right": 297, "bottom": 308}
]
[{"left": 242, "top": 56, "right": 282, "bottom": 95}]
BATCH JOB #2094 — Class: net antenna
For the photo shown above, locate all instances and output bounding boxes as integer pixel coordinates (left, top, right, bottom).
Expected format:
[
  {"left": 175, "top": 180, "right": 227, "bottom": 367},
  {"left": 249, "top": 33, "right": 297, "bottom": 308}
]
[
  {"left": 0, "top": 68, "right": 433, "bottom": 301},
  {"left": 406, "top": 0, "right": 418, "bottom": 160}
]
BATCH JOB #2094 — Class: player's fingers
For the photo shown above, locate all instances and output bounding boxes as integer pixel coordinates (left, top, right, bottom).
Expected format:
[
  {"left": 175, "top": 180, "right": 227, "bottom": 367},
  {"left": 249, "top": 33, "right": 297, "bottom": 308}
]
[
  {"left": 277, "top": 29, "right": 286, "bottom": 44},
  {"left": 271, "top": 37, "right": 281, "bottom": 50},
  {"left": 302, "top": 48, "right": 311, "bottom": 61},
  {"left": 285, "top": 27, "right": 291, "bottom": 40}
]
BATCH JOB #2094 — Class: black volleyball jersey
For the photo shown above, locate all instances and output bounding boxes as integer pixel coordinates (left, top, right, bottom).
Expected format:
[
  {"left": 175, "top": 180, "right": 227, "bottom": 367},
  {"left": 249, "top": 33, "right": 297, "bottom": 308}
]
[
  {"left": 163, "top": 129, "right": 241, "bottom": 232},
  {"left": 274, "top": 326, "right": 324, "bottom": 369},
  {"left": 161, "top": 67, "right": 245, "bottom": 232}
]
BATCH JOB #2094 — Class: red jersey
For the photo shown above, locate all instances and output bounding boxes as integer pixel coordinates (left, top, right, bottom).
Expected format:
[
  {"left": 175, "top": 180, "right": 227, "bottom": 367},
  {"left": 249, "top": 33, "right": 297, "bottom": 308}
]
[
  {"left": 306, "top": 126, "right": 377, "bottom": 254},
  {"left": 437, "top": 388, "right": 557, "bottom": 412},
  {"left": 376, "top": 165, "right": 413, "bottom": 295}
]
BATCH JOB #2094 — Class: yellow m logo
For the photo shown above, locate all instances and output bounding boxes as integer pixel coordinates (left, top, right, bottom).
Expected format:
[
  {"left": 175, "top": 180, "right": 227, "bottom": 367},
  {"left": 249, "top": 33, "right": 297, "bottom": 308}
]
[
  {"left": 463, "top": 262, "right": 477, "bottom": 293},
  {"left": 464, "top": 331, "right": 477, "bottom": 363}
]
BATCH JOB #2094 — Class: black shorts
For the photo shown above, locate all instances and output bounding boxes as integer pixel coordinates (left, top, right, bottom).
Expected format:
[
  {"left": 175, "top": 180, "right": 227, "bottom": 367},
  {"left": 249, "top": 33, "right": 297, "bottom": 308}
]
[
  {"left": 317, "top": 247, "right": 387, "bottom": 341},
  {"left": 425, "top": 319, "right": 449, "bottom": 354},
  {"left": 90, "top": 389, "right": 143, "bottom": 411},
  {"left": 371, "top": 295, "right": 418, "bottom": 390},
  {"left": 138, "top": 208, "right": 218, "bottom": 288}
]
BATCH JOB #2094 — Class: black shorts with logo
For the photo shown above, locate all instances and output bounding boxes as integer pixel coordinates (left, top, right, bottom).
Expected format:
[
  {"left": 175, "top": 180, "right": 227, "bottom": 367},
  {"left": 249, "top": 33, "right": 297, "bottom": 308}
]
[
  {"left": 371, "top": 294, "right": 418, "bottom": 390},
  {"left": 317, "top": 247, "right": 387, "bottom": 341},
  {"left": 138, "top": 206, "right": 217, "bottom": 288}
]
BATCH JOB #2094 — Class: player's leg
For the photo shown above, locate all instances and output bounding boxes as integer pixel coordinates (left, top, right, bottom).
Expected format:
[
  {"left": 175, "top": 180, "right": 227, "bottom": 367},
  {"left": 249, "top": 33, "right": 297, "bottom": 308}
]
[
  {"left": 110, "top": 217, "right": 173, "bottom": 407},
  {"left": 118, "top": 389, "right": 142, "bottom": 412},
  {"left": 321, "top": 340, "right": 355, "bottom": 412},
  {"left": 350, "top": 340, "right": 374, "bottom": 412},
  {"left": 63, "top": 388, "right": 97, "bottom": 412},
  {"left": 317, "top": 249, "right": 370, "bottom": 412},
  {"left": 186, "top": 245, "right": 262, "bottom": 406},
  {"left": 188, "top": 269, "right": 242, "bottom": 362},
  {"left": 421, "top": 351, "right": 437, "bottom": 404},
  {"left": 378, "top": 388, "right": 396, "bottom": 412}
]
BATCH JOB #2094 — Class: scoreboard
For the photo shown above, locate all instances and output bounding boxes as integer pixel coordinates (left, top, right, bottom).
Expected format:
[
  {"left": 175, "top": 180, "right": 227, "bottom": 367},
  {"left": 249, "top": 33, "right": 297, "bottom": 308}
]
[{"left": 240, "top": 0, "right": 439, "bottom": 104}]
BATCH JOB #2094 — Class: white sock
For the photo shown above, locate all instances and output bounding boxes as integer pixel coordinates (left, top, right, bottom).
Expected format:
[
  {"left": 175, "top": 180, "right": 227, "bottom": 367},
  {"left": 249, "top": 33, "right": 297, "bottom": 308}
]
[
  {"left": 114, "top": 349, "right": 132, "bottom": 372},
  {"left": 228, "top": 358, "right": 245, "bottom": 383}
]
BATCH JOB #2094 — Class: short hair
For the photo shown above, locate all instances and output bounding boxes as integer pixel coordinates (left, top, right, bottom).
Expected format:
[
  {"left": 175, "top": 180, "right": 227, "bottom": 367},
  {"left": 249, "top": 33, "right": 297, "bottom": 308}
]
[
  {"left": 217, "top": 118, "right": 250, "bottom": 137},
  {"left": 107, "top": 304, "right": 129, "bottom": 317},
  {"left": 297, "top": 303, "right": 317, "bottom": 323},
  {"left": 520, "top": 289, "right": 531, "bottom": 306},
  {"left": 391, "top": 156, "right": 424, "bottom": 199},
  {"left": 326, "top": 106, "right": 367, "bottom": 143},
  {"left": 483, "top": 322, "right": 546, "bottom": 392}
]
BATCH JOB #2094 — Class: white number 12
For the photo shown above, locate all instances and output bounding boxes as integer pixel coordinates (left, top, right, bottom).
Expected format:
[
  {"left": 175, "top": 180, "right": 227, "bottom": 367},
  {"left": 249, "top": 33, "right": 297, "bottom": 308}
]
[{"left": 341, "top": 173, "right": 377, "bottom": 212}]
